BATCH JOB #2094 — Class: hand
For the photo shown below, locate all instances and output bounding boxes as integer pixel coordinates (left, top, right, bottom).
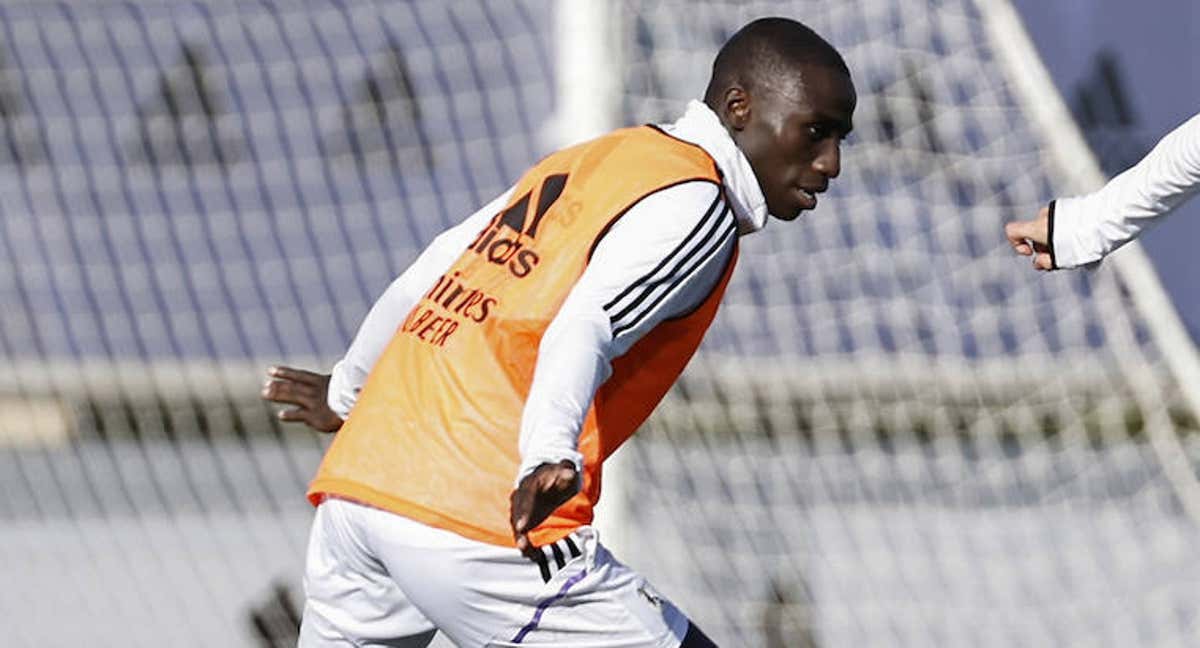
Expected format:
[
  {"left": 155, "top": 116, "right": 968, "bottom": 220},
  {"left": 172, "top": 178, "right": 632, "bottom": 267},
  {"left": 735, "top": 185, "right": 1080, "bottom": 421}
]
[
  {"left": 260, "top": 366, "right": 343, "bottom": 433},
  {"left": 1004, "top": 205, "right": 1053, "bottom": 270},
  {"left": 509, "top": 460, "right": 580, "bottom": 558}
]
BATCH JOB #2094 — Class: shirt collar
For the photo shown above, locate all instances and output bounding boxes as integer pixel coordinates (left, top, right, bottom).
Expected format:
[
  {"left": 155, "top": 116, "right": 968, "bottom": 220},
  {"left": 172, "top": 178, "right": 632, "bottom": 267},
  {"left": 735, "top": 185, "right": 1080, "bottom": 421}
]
[{"left": 659, "top": 100, "right": 769, "bottom": 235}]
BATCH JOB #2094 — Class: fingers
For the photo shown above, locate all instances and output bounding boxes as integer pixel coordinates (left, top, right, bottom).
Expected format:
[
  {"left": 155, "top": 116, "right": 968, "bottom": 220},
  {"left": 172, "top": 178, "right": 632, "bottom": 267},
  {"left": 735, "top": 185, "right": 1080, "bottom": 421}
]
[
  {"left": 260, "top": 379, "right": 318, "bottom": 407},
  {"left": 514, "top": 528, "right": 536, "bottom": 558},
  {"left": 509, "top": 487, "right": 537, "bottom": 558},
  {"left": 1014, "top": 246, "right": 1052, "bottom": 271},
  {"left": 510, "top": 489, "right": 530, "bottom": 534},
  {"left": 509, "top": 475, "right": 543, "bottom": 537},
  {"left": 1005, "top": 205, "right": 1052, "bottom": 269},
  {"left": 1004, "top": 220, "right": 1035, "bottom": 254},
  {"left": 1004, "top": 219, "right": 1047, "bottom": 256},
  {"left": 261, "top": 369, "right": 322, "bottom": 406},
  {"left": 260, "top": 366, "right": 342, "bottom": 432},
  {"left": 268, "top": 365, "right": 325, "bottom": 386},
  {"left": 553, "top": 463, "right": 580, "bottom": 496},
  {"left": 509, "top": 461, "right": 580, "bottom": 556},
  {"left": 276, "top": 407, "right": 307, "bottom": 423}
]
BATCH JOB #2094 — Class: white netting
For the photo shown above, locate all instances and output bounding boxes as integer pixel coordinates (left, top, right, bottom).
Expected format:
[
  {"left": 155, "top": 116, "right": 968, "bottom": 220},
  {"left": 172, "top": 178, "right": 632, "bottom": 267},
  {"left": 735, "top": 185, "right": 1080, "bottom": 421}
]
[
  {"left": 0, "top": 1, "right": 552, "bottom": 645},
  {"left": 2, "top": 1, "right": 1199, "bottom": 646},
  {"left": 611, "top": 1, "right": 1200, "bottom": 646}
]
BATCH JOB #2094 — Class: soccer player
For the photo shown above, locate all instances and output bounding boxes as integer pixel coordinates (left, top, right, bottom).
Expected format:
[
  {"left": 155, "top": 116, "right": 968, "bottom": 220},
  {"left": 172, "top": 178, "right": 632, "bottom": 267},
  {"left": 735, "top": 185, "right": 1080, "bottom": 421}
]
[
  {"left": 263, "top": 17, "right": 855, "bottom": 647},
  {"left": 1005, "top": 112, "right": 1200, "bottom": 270}
]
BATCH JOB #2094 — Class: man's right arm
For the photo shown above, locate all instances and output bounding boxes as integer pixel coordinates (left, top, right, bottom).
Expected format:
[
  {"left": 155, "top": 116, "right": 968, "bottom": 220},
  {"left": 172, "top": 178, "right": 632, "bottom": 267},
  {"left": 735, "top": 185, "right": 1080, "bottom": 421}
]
[
  {"left": 1005, "top": 112, "right": 1200, "bottom": 269},
  {"left": 262, "top": 187, "right": 513, "bottom": 427},
  {"left": 325, "top": 187, "right": 515, "bottom": 418}
]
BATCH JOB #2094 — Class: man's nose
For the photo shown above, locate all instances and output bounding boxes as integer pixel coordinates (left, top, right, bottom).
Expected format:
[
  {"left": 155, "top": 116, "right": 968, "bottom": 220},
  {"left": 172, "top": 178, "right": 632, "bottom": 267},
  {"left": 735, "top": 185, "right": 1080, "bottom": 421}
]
[{"left": 813, "top": 140, "right": 841, "bottom": 179}]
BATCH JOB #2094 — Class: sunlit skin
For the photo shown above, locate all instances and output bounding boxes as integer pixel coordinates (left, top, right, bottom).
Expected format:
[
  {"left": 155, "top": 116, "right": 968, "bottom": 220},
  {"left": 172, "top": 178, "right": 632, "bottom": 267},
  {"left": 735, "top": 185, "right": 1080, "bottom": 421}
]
[
  {"left": 1005, "top": 204, "right": 1053, "bottom": 270},
  {"left": 714, "top": 62, "right": 857, "bottom": 220}
]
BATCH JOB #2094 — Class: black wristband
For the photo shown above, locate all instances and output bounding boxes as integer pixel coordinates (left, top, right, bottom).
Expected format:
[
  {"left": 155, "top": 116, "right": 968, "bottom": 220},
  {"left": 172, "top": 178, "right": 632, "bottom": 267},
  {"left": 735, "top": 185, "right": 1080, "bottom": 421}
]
[{"left": 1046, "top": 200, "right": 1058, "bottom": 270}]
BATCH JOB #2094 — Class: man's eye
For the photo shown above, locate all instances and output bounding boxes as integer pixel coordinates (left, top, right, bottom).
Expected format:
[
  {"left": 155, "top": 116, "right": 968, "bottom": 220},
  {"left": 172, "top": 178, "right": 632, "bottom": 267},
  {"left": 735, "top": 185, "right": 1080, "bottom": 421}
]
[{"left": 808, "top": 125, "right": 830, "bottom": 140}]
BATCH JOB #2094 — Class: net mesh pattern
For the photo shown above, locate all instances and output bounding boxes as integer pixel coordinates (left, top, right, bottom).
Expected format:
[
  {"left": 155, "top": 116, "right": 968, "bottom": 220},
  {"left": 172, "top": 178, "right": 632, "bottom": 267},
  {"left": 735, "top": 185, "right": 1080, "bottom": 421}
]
[{"left": 1, "top": 1, "right": 1197, "bottom": 646}]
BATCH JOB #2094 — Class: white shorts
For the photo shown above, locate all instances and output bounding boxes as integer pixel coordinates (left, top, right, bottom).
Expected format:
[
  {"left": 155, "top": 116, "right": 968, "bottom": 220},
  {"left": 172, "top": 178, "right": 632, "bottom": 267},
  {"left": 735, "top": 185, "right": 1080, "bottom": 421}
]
[{"left": 299, "top": 498, "right": 691, "bottom": 647}]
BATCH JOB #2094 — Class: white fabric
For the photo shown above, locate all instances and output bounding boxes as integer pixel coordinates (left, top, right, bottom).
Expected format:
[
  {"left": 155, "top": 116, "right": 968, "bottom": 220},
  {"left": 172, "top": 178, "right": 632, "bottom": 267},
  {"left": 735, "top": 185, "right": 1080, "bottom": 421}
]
[
  {"left": 299, "top": 498, "right": 690, "bottom": 648},
  {"left": 326, "top": 187, "right": 513, "bottom": 419},
  {"left": 326, "top": 101, "right": 763, "bottom": 487},
  {"left": 516, "top": 181, "right": 736, "bottom": 482},
  {"left": 1052, "top": 112, "right": 1200, "bottom": 268},
  {"left": 662, "top": 99, "right": 770, "bottom": 234}
]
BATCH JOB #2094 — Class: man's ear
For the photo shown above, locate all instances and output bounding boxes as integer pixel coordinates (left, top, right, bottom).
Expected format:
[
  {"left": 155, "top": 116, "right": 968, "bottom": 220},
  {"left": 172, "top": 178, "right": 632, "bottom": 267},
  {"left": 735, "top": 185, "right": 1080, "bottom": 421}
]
[{"left": 721, "top": 86, "right": 751, "bottom": 131}]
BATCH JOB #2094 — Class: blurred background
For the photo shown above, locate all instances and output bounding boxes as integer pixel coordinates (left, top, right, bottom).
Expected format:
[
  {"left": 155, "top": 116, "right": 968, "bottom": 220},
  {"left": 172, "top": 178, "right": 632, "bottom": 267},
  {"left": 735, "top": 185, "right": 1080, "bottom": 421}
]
[
  {"left": 1012, "top": 0, "right": 1200, "bottom": 338},
  {"left": 1, "top": 1, "right": 1198, "bottom": 646}
]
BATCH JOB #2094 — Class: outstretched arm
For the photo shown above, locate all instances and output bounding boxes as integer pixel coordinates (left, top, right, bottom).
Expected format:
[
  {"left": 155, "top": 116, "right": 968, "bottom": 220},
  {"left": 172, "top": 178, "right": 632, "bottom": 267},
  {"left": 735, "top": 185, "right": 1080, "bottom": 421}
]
[
  {"left": 260, "top": 187, "right": 513, "bottom": 430},
  {"left": 510, "top": 181, "right": 737, "bottom": 554},
  {"left": 326, "top": 187, "right": 515, "bottom": 419},
  {"left": 1006, "top": 112, "right": 1200, "bottom": 270}
]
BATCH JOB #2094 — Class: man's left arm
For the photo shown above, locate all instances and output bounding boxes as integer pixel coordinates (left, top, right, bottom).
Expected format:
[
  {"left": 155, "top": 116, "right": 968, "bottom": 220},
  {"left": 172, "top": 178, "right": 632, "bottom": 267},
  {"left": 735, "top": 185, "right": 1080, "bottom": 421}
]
[{"left": 509, "top": 181, "right": 737, "bottom": 553}]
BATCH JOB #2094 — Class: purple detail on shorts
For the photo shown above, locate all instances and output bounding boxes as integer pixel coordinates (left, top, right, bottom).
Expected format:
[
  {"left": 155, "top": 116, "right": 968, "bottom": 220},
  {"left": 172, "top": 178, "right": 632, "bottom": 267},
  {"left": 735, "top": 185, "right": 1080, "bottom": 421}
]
[{"left": 512, "top": 569, "right": 589, "bottom": 643}]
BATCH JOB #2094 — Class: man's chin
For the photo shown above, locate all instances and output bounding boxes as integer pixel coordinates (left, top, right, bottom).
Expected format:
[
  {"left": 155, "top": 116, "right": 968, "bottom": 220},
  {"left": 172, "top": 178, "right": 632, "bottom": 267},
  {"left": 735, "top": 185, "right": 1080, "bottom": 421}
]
[{"left": 770, "top": 208, "right": 805, "bottom": 222}]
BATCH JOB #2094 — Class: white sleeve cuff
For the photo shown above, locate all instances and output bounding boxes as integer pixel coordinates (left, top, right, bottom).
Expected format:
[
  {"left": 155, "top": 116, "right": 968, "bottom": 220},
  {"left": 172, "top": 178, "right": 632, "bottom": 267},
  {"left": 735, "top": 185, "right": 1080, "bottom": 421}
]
[
  {"left": 325, "top": 359, "right": 358, "bottom": 421},
  {"left": 1052, "top": 112, "right": 1200, "bottom": 269},
  {"left": 1050, "top": 195, "right": 1107, "bottom": 269}
]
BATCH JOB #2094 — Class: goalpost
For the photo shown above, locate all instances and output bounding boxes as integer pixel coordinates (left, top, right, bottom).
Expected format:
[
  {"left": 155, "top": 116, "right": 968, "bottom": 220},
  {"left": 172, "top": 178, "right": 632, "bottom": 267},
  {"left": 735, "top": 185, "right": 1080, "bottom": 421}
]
[
  {"left": 586, "top": 1, "right": 1200, "bottom": 645},
  {"left": 1, "top": 1, "right": 1198, "bottom": 646},
  {"left": 977, "top": 0, "right": 1200, "bottom": 525}
]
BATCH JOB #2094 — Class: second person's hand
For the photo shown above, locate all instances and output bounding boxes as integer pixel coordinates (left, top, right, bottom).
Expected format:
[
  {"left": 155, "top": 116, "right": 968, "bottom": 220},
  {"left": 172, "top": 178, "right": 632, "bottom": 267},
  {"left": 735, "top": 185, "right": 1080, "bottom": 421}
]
[{"left": 1004, "top": 204, "right": 1053, "bottom": 271}]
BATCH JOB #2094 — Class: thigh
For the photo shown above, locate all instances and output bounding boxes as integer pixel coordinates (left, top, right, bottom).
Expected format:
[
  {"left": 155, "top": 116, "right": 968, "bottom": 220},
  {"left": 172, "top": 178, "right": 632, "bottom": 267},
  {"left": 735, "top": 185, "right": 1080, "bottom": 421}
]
[
  {"left": 487, "top": 538, "right": 692, "bottom": 647},
  {"left": 354, "top": 505, "right": 690, "bottom": 647},
  {"left": 299, "top": 499, "right": 437, "bottom": 648},
  {"left": 299, "top": 614, "right": 437, "bottom": 648}
]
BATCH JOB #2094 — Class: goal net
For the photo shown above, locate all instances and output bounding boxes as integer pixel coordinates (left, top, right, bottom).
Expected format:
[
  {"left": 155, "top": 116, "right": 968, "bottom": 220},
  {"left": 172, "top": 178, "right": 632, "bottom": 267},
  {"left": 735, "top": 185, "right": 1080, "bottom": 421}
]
[
  {"left": 0, "top": 2, "right": 552, "bottom": 645},
  {"left": 606, "top": 1, "right": 1200, "bottom": 646},
  {"left": 1, "top": 0, "right": 1197, "bottom": 646}
]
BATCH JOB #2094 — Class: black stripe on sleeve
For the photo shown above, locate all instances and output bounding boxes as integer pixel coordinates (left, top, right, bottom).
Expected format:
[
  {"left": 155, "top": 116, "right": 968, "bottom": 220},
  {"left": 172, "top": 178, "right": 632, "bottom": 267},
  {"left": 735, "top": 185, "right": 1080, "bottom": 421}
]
[
  {"left": 607, "top": 199, "right": 730, "bottom": 329},
  {"left": 549, "top": 541, "right": 566, "bottom": 569},
  {"left": 612, "top": 210, "right": 737, "bottom": 339},
  {"left": 602, "top": 189, "right": 723, "bottom": 316},
  {"left": 1047, "top": 199, "right": 1057, "bottom": 270},
  {"left": 614, "top": 206, "right": 734, "bottom": 338}
]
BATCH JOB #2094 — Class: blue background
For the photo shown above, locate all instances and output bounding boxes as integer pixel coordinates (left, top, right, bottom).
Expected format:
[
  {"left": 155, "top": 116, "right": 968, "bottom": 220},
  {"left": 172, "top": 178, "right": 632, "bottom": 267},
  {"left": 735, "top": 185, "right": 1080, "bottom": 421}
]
[{"left": 1013, "top": 0, "right": 1200, "bottom": 339}]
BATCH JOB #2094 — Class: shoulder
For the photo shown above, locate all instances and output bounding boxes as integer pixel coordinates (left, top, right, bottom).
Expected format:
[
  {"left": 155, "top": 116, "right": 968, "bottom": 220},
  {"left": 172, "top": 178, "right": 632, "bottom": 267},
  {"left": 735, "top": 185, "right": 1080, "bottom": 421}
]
[
  {"left": 574, "top": 125, "right": 722, "bottom": 183},
  {"left": 625, "top": 180, "right": 730, "bottom": 234},
  {"left": 595, "top": 180, "right": 735, "bottom": 275}
]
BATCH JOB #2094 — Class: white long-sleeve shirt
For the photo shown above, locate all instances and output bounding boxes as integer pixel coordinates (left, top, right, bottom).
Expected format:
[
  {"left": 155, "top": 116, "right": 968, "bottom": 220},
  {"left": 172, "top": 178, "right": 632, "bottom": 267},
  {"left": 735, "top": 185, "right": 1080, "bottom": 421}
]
[
  {"left": 327, "top": 100, "right": 769, "bottom": 483},
  {"left": 1052, "top": 112, "right": 1200, "bottom": 269}
]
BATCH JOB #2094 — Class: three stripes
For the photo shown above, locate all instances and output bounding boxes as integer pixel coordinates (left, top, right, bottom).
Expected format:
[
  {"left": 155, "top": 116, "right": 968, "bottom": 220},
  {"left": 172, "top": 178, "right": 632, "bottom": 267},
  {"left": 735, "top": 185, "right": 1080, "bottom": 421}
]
[
  {"left": 529, "top": 534, "right": 583, "bottom": 583},
  {"left": 604, "top": 187, "right": 737, "bottom": 340}
]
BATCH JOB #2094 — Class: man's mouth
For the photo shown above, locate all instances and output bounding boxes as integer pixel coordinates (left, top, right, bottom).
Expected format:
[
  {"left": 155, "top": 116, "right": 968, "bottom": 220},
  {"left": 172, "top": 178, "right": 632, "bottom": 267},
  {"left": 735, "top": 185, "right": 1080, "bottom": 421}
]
[{"left": 799, "top": 188, "right": 818, "bottom": 210}]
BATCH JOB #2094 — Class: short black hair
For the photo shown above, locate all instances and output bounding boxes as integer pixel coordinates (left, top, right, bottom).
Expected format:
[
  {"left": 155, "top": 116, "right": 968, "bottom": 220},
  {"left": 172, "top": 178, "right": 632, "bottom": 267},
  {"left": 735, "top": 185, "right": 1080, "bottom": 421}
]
[{"left": 703, "top": 17, "right": 848, "bottom": 108}]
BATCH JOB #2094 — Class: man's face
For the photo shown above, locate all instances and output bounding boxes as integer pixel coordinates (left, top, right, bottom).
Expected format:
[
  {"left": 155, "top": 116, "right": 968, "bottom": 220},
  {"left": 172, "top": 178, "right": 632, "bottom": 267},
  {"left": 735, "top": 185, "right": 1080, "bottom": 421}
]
[{"left": 727, "top": 63, "right": 857, "bottom": 220}]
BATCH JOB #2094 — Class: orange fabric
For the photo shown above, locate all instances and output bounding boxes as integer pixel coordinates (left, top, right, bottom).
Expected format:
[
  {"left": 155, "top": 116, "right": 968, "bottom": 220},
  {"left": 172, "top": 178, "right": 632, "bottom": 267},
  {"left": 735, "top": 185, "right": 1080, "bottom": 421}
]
[{"left": 308, "top": 126, "right": 738, "bottom": 547}]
